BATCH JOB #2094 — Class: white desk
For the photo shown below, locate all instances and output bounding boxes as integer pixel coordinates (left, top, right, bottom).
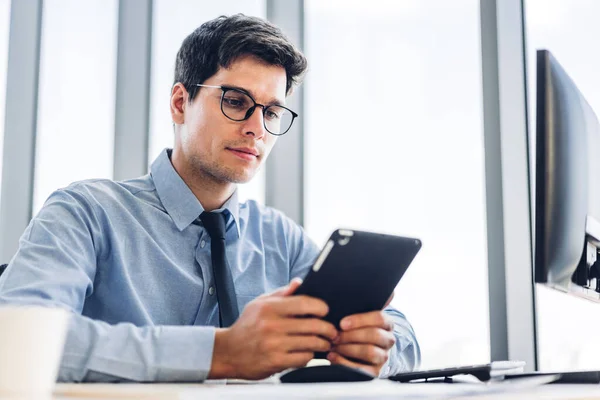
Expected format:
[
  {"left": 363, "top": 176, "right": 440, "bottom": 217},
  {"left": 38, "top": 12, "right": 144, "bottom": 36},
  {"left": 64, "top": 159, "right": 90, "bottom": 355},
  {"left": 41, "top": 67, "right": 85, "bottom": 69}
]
[{"left": 52, "top": 380, "right": 600, "bottom": 400}]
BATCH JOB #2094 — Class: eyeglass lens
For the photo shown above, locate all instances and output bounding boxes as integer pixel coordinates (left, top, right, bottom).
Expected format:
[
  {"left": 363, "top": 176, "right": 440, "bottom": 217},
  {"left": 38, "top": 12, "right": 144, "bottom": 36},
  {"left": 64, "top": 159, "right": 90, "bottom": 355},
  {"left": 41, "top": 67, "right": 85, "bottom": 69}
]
[{"left": 221, "top": 89, "right": 294, "bottom": 135}]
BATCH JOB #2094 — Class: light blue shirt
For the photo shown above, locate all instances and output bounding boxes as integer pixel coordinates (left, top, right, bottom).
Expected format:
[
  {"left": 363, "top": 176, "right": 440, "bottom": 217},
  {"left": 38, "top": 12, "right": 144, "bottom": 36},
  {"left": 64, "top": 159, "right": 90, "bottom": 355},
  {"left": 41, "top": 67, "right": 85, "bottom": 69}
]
[{"left": 0, "top": 149, "right": 420, "bottom": 382}]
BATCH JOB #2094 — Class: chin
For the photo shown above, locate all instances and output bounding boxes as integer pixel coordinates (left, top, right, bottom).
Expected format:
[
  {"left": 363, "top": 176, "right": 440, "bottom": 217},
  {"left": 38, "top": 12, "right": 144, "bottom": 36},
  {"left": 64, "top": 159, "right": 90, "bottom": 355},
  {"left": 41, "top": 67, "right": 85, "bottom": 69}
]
[
  {"left": 220, "top": 167, "right": 257, "bottom": 184},
  {"left": 230, "top": 172, "right": 255, "bottom": 184},
  {"left": 201, "top": 161, "right": 258, "bottom": 185}
]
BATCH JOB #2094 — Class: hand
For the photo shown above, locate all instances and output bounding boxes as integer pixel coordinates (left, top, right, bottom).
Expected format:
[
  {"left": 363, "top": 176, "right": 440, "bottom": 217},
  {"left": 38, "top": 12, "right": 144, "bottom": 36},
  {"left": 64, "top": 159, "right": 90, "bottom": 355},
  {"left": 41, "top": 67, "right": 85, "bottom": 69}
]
[
  {"left": 208, "top": 278, "right": 339, "bottom": 380},
  {"left": 328, "top": 310, "right": 396, "bottom": 377}
]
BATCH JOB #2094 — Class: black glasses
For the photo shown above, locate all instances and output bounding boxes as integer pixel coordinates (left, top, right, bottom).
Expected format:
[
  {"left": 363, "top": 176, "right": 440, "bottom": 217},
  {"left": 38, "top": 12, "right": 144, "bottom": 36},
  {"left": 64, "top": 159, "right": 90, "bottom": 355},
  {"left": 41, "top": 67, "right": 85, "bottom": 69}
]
[{"left": 195, "top": 84, "right": 297, "bottom": 136}]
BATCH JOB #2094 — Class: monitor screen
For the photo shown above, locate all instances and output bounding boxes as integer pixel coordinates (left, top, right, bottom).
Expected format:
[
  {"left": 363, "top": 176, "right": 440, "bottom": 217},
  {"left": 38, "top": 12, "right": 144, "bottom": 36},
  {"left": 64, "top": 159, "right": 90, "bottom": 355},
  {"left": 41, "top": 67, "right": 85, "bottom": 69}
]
[{"left": 534, "top": 49, "right": 600, "bottom": 300}]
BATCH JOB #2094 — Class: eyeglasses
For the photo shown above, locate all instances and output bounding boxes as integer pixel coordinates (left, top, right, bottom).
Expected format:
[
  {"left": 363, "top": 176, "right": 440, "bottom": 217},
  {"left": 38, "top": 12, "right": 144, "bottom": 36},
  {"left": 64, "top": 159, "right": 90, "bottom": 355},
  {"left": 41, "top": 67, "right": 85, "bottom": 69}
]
[{"left": 194, "top": 84, "right": 298, "bottom": 136}]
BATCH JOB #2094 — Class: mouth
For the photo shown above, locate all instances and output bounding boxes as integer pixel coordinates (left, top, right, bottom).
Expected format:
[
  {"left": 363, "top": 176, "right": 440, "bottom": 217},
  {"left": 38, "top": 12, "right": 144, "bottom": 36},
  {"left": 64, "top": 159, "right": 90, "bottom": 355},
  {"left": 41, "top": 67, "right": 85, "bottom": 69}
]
[{"left": 226, "top": 147, "right": 260, "bottom": 161}]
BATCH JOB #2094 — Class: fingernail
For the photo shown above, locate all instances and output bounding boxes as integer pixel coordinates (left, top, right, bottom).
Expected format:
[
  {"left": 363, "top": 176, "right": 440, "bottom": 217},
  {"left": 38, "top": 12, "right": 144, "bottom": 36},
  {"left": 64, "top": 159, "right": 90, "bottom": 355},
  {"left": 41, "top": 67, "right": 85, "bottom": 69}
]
[
  {"left": 332, "top": 334, "right": 340, "bottom": 344},
  {"left": 341, "top": 319, "right": 351, "bottom": 330},
  {"left": 327, "top": 352, "right": 336, "bottom": 361}
]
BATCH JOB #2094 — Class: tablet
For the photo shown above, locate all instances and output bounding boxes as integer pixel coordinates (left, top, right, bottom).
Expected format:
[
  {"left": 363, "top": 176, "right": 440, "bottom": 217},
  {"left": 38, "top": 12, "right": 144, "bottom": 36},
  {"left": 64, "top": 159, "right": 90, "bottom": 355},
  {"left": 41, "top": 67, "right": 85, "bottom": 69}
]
[{"left": 294, "top": 229, "right": 421, "bottom": 328}]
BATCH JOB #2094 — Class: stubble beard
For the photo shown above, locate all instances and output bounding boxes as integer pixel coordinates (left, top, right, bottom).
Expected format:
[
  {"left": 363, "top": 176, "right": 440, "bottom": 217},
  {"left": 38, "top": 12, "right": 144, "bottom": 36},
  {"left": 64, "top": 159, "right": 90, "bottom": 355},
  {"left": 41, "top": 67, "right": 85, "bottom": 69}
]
[{"left": 189, "top": 153, "right": 256, "bottom": 185}]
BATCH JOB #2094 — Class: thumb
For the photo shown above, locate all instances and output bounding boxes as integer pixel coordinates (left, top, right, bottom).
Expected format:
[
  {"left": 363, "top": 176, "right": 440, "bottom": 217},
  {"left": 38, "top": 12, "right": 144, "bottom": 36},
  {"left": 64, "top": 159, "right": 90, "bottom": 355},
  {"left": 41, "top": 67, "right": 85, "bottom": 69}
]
[{"left": 266, "top": 278, "right": 303, "bottom": 298}]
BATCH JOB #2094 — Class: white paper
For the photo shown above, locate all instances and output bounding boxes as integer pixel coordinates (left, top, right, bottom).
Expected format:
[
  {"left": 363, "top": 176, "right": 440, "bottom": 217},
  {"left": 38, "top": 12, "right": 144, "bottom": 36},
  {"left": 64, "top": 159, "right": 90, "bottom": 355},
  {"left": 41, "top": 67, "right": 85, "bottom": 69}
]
[{"left": 177, "top": 376, "right": 559, "bottom": 400}]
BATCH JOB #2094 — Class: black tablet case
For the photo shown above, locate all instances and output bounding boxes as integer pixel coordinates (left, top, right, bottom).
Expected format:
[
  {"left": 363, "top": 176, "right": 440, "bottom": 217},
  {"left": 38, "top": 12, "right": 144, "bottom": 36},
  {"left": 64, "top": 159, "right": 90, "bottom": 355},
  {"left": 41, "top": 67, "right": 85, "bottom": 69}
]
[{"left": 294, "top": 229, "right": 422, "bottom": 329}]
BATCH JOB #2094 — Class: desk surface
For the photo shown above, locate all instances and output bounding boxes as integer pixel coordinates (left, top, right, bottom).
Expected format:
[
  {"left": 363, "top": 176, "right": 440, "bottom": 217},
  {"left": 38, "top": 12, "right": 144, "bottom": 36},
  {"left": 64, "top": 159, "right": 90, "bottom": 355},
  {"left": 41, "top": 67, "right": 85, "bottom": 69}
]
[{"left": 52, "top": 379, "right": 600, "bottom": 400}]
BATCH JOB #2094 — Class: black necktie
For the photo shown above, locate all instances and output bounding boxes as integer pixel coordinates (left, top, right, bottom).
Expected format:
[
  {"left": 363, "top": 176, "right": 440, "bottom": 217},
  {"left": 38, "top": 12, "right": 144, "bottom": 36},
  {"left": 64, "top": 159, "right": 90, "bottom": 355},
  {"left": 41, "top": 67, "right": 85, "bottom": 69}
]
[{"left": 200, "top": 211, "right": 239, "bottom": 328}]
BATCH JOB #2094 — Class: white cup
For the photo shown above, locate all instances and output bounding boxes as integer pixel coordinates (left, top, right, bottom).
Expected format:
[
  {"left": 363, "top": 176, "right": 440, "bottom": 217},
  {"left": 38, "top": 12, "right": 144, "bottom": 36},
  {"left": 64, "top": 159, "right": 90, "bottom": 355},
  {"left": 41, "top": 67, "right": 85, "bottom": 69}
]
[{"left": 0, "top": 306, "right": 69, "bottom": 399}]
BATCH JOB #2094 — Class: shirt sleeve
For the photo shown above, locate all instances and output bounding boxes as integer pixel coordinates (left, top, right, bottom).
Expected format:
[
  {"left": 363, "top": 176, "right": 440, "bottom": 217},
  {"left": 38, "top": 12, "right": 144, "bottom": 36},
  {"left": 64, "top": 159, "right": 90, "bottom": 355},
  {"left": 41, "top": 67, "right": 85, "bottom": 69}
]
[
  {"left": 285, "top": 218, "right": 321, "bottom": 281},
  {"left": 379, "top": 305, "right": 421, "bottom": 377},
  {"left": 0, "top": 188, "right": 216, "bottom": 382},
  {"left": 285, "top": 223, "right": 421, "bottom": 376},
  {"left": 59, "top": 314, "right": 216, "bottom": 382}
]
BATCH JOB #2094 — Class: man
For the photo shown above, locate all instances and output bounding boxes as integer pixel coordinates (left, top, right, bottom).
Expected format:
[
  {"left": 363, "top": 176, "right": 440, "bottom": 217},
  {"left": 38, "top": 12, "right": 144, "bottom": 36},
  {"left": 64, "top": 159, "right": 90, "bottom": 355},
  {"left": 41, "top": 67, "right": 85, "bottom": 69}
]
[{"left": 0, "top": 14, "right": 420, "bottom": 382}]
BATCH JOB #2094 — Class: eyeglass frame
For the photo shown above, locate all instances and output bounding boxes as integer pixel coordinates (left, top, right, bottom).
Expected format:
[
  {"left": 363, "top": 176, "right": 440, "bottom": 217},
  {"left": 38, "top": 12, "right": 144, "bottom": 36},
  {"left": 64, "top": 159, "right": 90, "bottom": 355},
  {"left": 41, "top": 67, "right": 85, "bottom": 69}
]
[{"left": 194, "top": 84, "right": 298, "bottom": 136}]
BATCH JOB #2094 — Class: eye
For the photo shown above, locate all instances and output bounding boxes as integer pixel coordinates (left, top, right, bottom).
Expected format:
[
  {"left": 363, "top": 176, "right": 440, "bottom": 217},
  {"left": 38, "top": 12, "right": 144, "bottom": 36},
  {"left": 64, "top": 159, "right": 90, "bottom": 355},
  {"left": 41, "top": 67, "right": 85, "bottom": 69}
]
[
  {"left": 264, "top": 109, "right": 281, "bottom": 120},
  {"left": 223, "top": 96, "right": 247, "bottom": 108}
]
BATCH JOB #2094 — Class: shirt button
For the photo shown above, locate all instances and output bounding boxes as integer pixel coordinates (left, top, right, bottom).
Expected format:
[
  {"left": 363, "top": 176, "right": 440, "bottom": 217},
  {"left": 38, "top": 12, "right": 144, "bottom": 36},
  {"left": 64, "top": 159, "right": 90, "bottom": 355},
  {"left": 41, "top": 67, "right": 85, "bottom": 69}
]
[
  {"left": 209, "top": 286, "right": 215, "bottom": 296},
  {"left": 200, "top": 240, "right": 206, "bottom": 248}
]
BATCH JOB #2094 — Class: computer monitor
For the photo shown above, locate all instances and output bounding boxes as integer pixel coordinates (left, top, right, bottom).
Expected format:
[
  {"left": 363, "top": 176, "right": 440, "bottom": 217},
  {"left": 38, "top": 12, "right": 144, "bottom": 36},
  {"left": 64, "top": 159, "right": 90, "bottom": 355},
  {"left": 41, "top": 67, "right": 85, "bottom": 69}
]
[{"left": 534, "top": 49, "right": 600, "bottom": 301}]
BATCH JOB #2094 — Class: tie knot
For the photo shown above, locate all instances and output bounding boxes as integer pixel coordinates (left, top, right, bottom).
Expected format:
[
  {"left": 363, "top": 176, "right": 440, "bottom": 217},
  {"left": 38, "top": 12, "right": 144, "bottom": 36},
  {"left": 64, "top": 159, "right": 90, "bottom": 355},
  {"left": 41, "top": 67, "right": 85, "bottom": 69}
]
[{"left": 200, "top": 211, "right": 227, "bottom": 240}]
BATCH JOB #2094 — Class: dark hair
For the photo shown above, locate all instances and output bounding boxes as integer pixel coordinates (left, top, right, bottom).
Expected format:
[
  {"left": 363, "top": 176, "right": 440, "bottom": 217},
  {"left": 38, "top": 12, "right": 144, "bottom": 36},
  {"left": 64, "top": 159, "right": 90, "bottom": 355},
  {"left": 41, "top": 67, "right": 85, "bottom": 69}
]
[{"left": 174, "top": 14, "right": 307, "bottom": 102}]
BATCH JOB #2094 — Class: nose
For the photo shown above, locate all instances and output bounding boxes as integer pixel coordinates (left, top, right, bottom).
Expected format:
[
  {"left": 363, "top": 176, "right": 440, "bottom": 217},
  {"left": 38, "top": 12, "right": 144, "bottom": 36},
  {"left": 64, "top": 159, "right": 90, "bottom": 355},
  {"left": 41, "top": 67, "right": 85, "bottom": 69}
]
[{"left": 243, "top": 106, "right": 267, "bottom": 140}]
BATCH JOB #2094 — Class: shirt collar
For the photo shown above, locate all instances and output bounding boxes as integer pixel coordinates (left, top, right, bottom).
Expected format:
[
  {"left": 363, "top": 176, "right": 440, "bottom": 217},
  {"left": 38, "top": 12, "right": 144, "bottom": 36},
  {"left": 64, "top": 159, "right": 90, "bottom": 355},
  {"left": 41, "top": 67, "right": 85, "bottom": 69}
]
[
  {"left": 150, "top": 149, "right": 240, "bottom": 237},
  {"left": 211, "top": 188, "right": 241, "bottom": 238}
]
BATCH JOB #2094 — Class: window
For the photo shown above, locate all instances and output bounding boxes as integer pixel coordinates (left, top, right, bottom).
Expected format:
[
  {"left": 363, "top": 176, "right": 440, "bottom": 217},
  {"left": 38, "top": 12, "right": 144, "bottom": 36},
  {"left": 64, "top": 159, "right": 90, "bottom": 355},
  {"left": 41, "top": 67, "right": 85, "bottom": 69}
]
[
  {"left": 0, "top": 0, "right": 11, "bottom": 210},
  {"left": 305, "top": 0, "right": 489, "bottom": 369},
  {"left": 525, "top": 0, "right": 600, "bottom": 371},
  {"left": 33, "top": 0, "right": 117, "bottom": 214},
  {"left": 149, "top": 0, "right": 267, "bottom": 203}
]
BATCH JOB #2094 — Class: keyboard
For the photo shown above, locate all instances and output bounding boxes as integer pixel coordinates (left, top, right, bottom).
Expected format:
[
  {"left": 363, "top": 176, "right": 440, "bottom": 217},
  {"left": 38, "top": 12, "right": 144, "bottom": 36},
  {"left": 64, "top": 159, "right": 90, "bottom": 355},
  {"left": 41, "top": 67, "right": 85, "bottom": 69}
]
[{"left": 389, "top": 361, "right": 526, "bottom": 383}]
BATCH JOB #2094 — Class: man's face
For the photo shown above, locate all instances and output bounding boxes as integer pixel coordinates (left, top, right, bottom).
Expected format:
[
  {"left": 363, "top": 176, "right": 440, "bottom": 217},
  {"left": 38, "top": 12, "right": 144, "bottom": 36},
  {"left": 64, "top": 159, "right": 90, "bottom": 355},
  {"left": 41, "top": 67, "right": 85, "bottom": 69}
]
[{"left": 171, "top": 55, "right": 287, "bottom": 184}]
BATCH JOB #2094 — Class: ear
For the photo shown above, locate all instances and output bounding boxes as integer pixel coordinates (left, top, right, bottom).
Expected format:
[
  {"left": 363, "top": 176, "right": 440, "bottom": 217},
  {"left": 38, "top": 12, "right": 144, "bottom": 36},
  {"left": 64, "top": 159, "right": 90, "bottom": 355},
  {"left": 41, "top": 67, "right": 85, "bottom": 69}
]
[{"left": 170, "top": 83, "right": 188, "bottom": 125}]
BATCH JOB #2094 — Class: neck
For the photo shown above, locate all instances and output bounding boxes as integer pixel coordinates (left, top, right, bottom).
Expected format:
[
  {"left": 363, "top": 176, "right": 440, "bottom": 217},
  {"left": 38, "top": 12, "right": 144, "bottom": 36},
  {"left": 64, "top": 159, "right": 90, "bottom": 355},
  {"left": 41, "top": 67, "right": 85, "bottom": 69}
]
[{"left": 170, "top": 150, "right": 236, "bottom": 212}]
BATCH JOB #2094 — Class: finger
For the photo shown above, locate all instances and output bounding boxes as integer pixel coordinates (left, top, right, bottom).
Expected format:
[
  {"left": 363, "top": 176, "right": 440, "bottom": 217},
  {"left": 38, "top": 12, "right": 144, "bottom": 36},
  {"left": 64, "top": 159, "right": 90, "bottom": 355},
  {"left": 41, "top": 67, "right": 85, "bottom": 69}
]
[
  {"left": 384, "top": 292, "right": 395, "bottom": 308},
  {"left": 340, "top": 311, "right": 394, "bottom": 331},
  {"left": 279, "top": 318, "right": 338, "bottom": 341},
  {"left": 280, "top": 278, "right": 303, "bottom": 296},
  {"left": 271, "top": 295, "right": 329, "bottom": 318},
  {"left": 334, "top": 327, "right": 395, "bottom": 350},
  {"left": 284, "top": 335, "right": 333, "bottom": 353},
  {"left": 265, "top": 278, "right": 303, "bottom": 298},
  {"left": 327, "top": 352, "right": 377, "bottom": 377},
  {"left": 267, "top": 351, "right": 314, "bottom": 372},
  {"left": 331, "top": 344, "right": 388, "bottom": 367},
  {"left": 285, "top": 352, "right": 315, "bottom": 369}
]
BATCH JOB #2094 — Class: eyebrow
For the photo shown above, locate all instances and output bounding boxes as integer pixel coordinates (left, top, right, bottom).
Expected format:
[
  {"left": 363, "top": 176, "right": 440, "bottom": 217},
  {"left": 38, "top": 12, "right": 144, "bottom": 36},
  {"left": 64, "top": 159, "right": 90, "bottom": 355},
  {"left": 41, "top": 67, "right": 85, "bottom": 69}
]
[{"left": 221, "top": 84, "right": 285, "bottom": 107}]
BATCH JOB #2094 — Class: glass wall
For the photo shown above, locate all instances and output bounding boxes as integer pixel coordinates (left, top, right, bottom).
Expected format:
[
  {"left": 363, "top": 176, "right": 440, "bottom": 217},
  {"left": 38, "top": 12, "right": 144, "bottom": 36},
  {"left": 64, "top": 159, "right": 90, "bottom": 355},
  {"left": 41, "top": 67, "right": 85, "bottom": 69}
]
[
  {"left": 33, "top": 0, "right": 118, "bottom": 214},
  {"left": 305, "top": 0, "right": 489, "bottom": 369},
  {"left": 0, "top": 0, "right": 11, "bottom": 211},
  {"left": 149, "top": 0, "right": 267, "bottom": 203},
  {"left": 525, "top": 0, "right": 600, "bottom": 371}
]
